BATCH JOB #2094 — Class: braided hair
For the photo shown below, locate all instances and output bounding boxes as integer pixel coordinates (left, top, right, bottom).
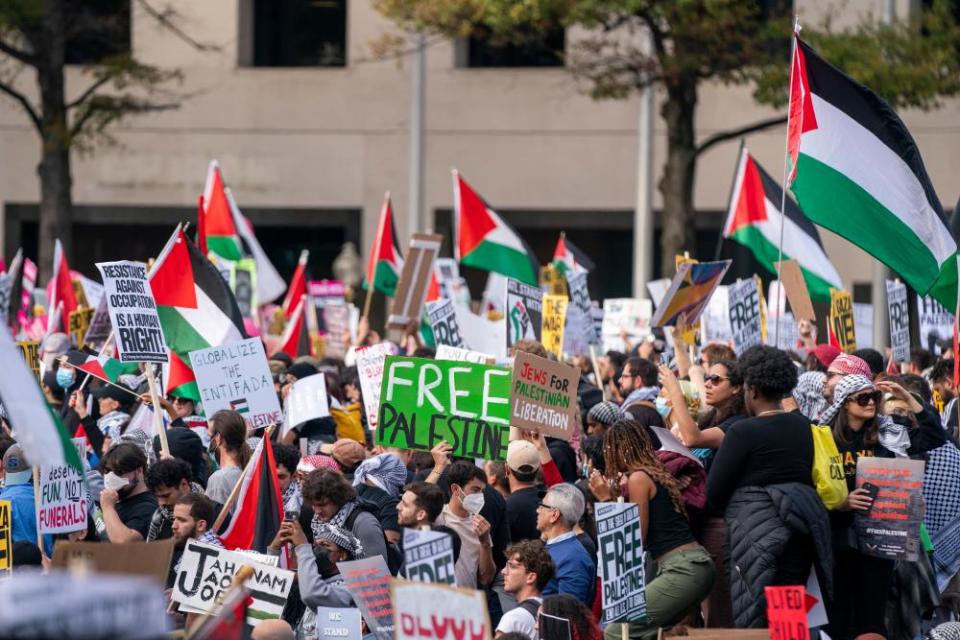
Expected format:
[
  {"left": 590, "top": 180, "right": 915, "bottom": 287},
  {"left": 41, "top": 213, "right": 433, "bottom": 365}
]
[{"left": 602, "top": 419, "right": 687, "bottom": 518}]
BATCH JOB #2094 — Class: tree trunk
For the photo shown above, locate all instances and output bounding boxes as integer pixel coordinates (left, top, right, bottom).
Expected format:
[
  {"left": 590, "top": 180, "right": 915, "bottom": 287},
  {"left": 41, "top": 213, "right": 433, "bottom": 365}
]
[
  {"left": 657, "top": 74, "right": 698, "bottom": 277},
  {"left": 36, "top": 0, "right": 71, "bottom": 283}
]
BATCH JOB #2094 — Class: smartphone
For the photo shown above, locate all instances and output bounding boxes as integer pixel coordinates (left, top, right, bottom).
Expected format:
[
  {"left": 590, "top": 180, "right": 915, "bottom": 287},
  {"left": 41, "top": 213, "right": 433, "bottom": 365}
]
[
  {"left": 861, "top": 481, "right": 880, "bottom": 513},
  {"left": 283, "top": 510, "right": 298, "bottom": 522}
]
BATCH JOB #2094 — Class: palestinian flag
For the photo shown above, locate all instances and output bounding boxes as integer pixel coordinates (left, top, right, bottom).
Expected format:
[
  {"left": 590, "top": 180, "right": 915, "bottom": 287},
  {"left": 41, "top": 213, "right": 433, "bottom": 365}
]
[
  {"left": 365, "top": 192, "right": 404, "bottom": 296},
  {"left": 787, "top": 36, "right": 958, "bottom": 309},
  {"left": 64, "top": 350, "right": 127, "bottom": 384},
  {"left": 275, "top": 294, "right": 311, "bottom": 358},
  {"left": 552, "top": 233, "right": 595, "bottom": 276},
  {"left": 281, "top": 250, "right": 309, "bottom": 320},
  {"left": 219, "top": 435, "right": 285, "bottom": 554},
  {"left": 162, "top": 349, "right": 201, "bottom": 403},
  {"left": 200, "top": 161, "right": 243, "bottom": 261},
  {"left": 453, "top": 170, "right": 539, "bottom": 286},
  {"left": 227, "top": 187, "right": 287, "bottom": 303},
  {"left": 723, "top": 145, "right": 842, "bottom": 301},
  {"left": 149, "top": 224, "right": 247, "bottom": 376},
  {"left": 48, "top": 239, "right": 78, "bottom": 332}
]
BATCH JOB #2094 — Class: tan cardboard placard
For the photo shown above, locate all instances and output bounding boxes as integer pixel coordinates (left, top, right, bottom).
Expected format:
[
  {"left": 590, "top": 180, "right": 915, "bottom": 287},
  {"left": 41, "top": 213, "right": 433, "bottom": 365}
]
[
  {"left": 510, "top": 351, "right": 579, "bottom": 441},
  {"left": 776, "top": 260, "right": 816, "bottom": 322},
  {"left": 52, "top": 539, "right": 175, "bottom": 584},
  {"left": 388, "top": 233, "right": 443, "bottom": 330}
]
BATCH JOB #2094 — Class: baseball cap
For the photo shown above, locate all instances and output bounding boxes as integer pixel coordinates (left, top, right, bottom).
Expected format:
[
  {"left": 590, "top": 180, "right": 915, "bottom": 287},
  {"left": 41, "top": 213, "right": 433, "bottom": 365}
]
[
  {"left": 2, "top": 443, "right": 31, "bottom": 485},
  {"left": 506, "top": 440, "right": 540, "bottom": 474}
]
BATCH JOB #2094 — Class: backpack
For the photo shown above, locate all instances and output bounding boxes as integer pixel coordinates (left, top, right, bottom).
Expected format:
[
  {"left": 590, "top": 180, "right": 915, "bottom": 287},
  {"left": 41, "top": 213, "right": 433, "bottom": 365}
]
[{"left": 344, "top": 501, "right": 404, "bottom": 576}]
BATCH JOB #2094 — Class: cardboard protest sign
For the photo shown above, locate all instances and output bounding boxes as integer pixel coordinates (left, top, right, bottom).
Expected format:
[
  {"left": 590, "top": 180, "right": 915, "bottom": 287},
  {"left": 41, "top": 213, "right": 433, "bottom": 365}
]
[
  {"left": 189, "top": 337, "right": 282, "bottom": 428},
  {"left": 83, "top": 296, "right": 112, "bottom": 347},
  {"left": 323, "top": 301, "right": 351, "bottom": 359},
  {"left": 317, "top": 607, "right": 362, "bottom": 640},
  {"left": 68, "top": 307, "right": 94, "bottom": 349},
  {"left": 339, "top": 556, "right": 395, "bottom": 640},
  {"left": 829, "top": 289, "right": 857, "bottom": 353},
  {"left": 52, "top": 539, "right": 175, "bottom": 583},
  {"left": 434, "top": 258, "right": 460, "bottom": 300},
  {"left": 173, "top": 540, "right": 294, "bottom": 625},
  {"left": 388, "top": 233, "right": 443, "bottom": 330},
  {"left": 775, "top": 260, "right": 816, "bottom": 321},
  {"left": 728, "top": 278, "right": 763, "bottom": 354},
  {"left": 391, "top": 579, "right": 492, "bottom": 640},
  {"left": 651, "top": 260, "right": 731, "bottom": 327},
  {"left": 542, "top": 295, "right": 568, "bottom": 359},
  {"left": 917, "top": 294, "right": 955, "bottom": 354},
  {"left": 356, "top": 342, "right": 394, "bottom": 432},
  {"left": 453, "top": 305, "right": 507, "bottom": 361},
  {"left": 854, "top": 303, "right": 873, "bottom": 350},
  {"left": 284, "top": 373, "right": 330, "bottom": 435},
  {"left": 427, "top": 298, "right": 464, "bottom": 348},
  {"left": 0, "top": 500, "right": 11, "bottom": 580},
  {"left": 562, "top": 306, "right": 593, "bottom": 357},
  {"left": 376, "top": 356, "right": 512, "bottom": 461},
  {"left": 16, "top": 340, "right": 40, "bottom": 382},
  {"left": 540, "top": 264, "right": 568, "bottom": 297},
  {"left": 886, "top": 280, "right": 910, "bottom": 363},
  {"left": 566, "top": 272, "right": 597, "bottom": 342},
  {"left": 309, "top": 279, "right": 346, "bottom": 304},
  {"left": 700, "top": 286, "right": 732, "bottom": 345},
  {"left": 854, "top": 456, "right": 925, "bottom": 561},
  {"left": 403, "top": 527, "right": 456, "bottom": 586},
  {"left": 38, "top": 438, "right": 88, "bottom": 534},
  {"left": 96, "top": 261, "right": 168, "bottom": 363},
  {"left": 506, "top": 278, "right": 543, "bottom": 348},
  {"left": 596, "top": 501, "right": 646, "bottom": 624},
  {"left": 766, "top": 312, "right": 799, "bottom": 350},
  {"left": 435, "top": 344, "right": 495, "bottom": 364},
  {"left": 602, "top": 298, "right": 652, "bottom": 353},
  {"left": 510, "top": 351, "right": 579, "bottom": 441},
  {"left": 230, "top": 258, "right": 258, "bottom": 318},
  {"left": 765, "top": 585, "right": 809, "bottom": 640}
]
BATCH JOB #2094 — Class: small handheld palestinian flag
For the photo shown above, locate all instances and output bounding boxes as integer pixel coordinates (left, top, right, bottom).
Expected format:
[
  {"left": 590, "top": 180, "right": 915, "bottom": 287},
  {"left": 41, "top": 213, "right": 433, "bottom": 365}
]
[
  {"left": 552, "top": 232, "right": 595, "bottom": 277},
  {"left": 365, "top": 192, "right": 404, "bottom": 297},
  {"left": 63, "top": 350, "right": 129, "bottom": 385}
]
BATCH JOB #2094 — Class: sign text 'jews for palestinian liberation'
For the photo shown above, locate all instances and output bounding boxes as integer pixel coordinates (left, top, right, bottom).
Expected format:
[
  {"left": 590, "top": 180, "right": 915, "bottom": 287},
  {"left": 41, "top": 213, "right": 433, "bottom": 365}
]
[{"left": 510, "top": 351, "right": 579, "bottom": 441}]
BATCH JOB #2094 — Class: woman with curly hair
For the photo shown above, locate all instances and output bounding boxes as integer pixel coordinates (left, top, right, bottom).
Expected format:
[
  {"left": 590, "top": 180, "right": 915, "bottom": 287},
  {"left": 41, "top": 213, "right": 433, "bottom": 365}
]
[{"left": 589, "top": 420, "right": 714, "bottom": 639}]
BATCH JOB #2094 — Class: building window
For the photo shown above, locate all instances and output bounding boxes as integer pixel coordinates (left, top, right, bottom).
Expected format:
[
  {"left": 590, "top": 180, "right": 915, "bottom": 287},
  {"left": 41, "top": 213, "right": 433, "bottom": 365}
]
[
  {"left": 250, "top": 0, "right": 347, "bottom": 67},
  {"left": 462, "top": 25, "right": 565, "bottom": 68},
  {"left": 65, "top": 0, "right": 131, "bottom": 65}
]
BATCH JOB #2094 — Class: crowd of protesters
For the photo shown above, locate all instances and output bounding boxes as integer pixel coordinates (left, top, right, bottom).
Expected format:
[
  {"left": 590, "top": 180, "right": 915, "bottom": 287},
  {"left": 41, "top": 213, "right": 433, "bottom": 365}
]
[{"left": 3, "top": 314, "right": 960, "bottom": 640}]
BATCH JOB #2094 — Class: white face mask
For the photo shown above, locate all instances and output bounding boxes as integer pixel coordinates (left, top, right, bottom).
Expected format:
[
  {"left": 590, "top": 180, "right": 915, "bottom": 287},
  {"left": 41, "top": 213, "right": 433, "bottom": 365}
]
[
  {"left": 462, "top": 491, "right": 485, "bottom": 515},
  {"left": 104, "top": 471, "right": 130, "bottom": 492}
]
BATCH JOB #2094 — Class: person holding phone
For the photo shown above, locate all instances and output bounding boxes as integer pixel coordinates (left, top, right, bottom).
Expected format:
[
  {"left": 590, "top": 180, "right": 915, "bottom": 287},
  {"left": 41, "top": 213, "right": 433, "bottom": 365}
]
[{"left": 821, "top": 374, "right": 946, "bottom": 640}]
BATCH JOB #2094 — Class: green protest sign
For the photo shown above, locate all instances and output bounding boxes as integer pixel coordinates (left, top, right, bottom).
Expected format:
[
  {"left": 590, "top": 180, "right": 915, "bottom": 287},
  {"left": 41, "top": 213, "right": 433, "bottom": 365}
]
[{"left": 376, "top": 356, "right": 512, "bottom": 460}]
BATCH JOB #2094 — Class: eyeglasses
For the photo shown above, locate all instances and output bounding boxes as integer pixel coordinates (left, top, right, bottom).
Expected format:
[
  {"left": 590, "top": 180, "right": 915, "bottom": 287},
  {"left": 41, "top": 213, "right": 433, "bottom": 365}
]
[
  {"left": 847, "top": 391, "right": 882, "bottom": 407},
  {"left": 170, "top": 397, "right": 192, "bottom": 405},
  {"left": 537, "top": 501, "right": 558, "bottom": 511},
  {"left": 704, "top": 375, "right": 728, "bottom": 385},
  {"left": 620, "top": 372, "right": 633, "bottom": 380}
]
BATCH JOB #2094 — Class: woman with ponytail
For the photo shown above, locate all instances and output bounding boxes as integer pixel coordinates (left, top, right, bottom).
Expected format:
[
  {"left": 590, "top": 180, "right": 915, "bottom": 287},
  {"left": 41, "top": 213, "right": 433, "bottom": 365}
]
[
  {"left": 589, "top": 419, "right": 715, "bottom": 639},
  {"left": 204, "top": 410, "right": 252, "bottom": 506}
]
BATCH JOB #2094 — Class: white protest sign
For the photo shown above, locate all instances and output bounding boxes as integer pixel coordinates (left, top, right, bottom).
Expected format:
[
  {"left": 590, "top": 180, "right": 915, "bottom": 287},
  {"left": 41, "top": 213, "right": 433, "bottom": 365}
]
[
  {"left": 434, "top": 258, "right": 460, "bottom": 301},
  {"left": 323, "top": 302, "right": 351, "bottom": 359},
  {"left": 917, "top": 294, "right": 953, "bottom": 354},
  {"left": 38, "top": 437, "right": 88, "bottom": 535},
  {"left": 189, "top": 337, "right": 282, "bottom": 429},
  {"left": 317, "top": 607, "right": 362, "bottom": 640},
  {"left": 700, "top": 285, "right": 731, "bottom": 345},
  {"left": 453, "top": 304, "right": 506, "bottom": 360},
  {"left": 284, "top": 373, "right": 330, "bottom": 436},
  {"left": 566, "top": 272, "right": 597, "bottom": 346},
  {"left": 403, "top": 528, "right": 457, "bottom": 586},
  {"left": 435, "top": 344, "right": 494, "bottom": 364},
  {"left": 602, "top": 298, "right": 653, "bottom": 353},
  {"left": 728, "top": 278, "right": 762, "bottom": 354},
  {"left": 563, "top": 306, "right": 593, "bottom": 356},
  {"left": 356, "top": 342, "right": 395, "bottom": 431},
  {"left": 173, "top": 540, "right": 294, "bottom": 625},
  {"left": 766, "top": 312, "right": 799, "bottom": 350},
  {"left": 96, "top": 260, "right": 167, "bottom": 363},
  {"left": 427, "top": 299, "right": 465, "bottom": 348},
  {"left": 854, "top": 302, "right": 874, "bottom": 350},
  {"left": 646, "top": 278, "right": 671, "bottom": 309},
  {"left": 391, "top": 579, "right": 492, "bottom": 640},
  {"left": 596, "top": 501, "right": 646, "bottom": 624},
  {"left": 887, "top": 280, "right": 910, "bottom": 363}
]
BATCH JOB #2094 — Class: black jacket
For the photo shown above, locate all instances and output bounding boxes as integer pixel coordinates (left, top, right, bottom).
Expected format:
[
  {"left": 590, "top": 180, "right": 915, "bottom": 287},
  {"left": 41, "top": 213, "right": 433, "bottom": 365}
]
[{"left": 725, "top": 483, "right": 834, "bottom": 629}]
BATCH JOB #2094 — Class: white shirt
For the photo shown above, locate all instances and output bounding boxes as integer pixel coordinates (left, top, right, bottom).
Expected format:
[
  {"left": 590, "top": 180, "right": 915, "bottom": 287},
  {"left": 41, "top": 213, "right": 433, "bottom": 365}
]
[{"left": 496, "top": 597, "right": 541, "bottom": 640}]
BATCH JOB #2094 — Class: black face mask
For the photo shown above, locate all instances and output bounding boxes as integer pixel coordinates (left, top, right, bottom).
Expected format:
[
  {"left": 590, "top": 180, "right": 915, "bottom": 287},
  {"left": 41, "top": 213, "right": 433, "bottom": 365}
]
[
  {"left": 891, "top": 413, "right": 918, "bottom": 429},
  {"left": 314, "top": 546, "right": 339, "bottom": 579}
]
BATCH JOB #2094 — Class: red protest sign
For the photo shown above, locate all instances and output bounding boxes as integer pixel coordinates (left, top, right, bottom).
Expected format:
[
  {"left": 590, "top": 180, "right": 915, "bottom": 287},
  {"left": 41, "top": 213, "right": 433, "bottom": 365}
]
[{"left": 765, "top": 585, "right": 809, "bottom": 640}]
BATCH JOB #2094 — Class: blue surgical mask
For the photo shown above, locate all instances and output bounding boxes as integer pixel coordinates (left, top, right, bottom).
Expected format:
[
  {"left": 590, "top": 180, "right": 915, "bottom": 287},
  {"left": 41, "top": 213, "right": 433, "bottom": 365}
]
[
  {"left": 655, "top": 396, "right": 672, "bottom": 418},
  {"left": 56, "top": 368, "right": 75, "bottom": 389}
]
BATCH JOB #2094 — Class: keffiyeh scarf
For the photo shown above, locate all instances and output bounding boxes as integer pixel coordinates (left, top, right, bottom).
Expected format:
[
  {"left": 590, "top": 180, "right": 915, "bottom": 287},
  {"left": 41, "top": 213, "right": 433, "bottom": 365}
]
[
  {"left": 146, "top": 481, "right": 205, "bottom": 542},
  {"left": 793, "top": 372, "right": 827, "bottom": 422},
  {"left": 353, "top": 453, "right": 407, "bottom": 498},
  {"left": 311, "top": 499, "right": 358, "bottom": 541},
  {"left": 819, "top": 374, "right": 911, "bottom": 456}
]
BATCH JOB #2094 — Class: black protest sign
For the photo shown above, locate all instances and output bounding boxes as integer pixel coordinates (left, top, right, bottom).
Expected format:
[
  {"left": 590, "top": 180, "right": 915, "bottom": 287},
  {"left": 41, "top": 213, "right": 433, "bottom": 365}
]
[
  {"left": 854, "top": 457, "right": 925, "bottom": 561},
  {"left": 596, "top": 501, "right": 647, "bottom": 625},
  {"left": 886, "top": 280, "right": 910, "bottom": 363},
  {"left": 403, "top": 528, "right": 456, "bottom": 586},
  {"left": 506, "top": 278, "right": 543, "bottom": 348},
  {"left": 339, "top": 556, "right": 395, "bottom": 640},
  {"left": 728, "top": 278, "right": 762, "bottom": 354},
  {"left": 96, "top": 261, "right": 168, "bottom": 363},
  {"left": 427, "top": 299, "right": 464, "bottom": 349}
]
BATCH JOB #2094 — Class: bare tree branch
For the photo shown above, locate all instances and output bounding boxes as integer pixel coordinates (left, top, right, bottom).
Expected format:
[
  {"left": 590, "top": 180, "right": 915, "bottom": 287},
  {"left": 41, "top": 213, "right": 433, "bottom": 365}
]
[
  {"left": 69, "top": 99, "right": 178, "bottom": 138},
  {"left": 0, "top": 80, "right": 42, "bottom": 132},
  {"left": 0, "top": 37, "right": 36, "bottom": 65},
  {"left": 135, "top": 0, "right": 220, "bottom": 52},
  {"left": 66, "top": 75, "right": 112, "bottom": 110},
  {"left": 694, "top": 115, "right": 786, "bottom": 157}
]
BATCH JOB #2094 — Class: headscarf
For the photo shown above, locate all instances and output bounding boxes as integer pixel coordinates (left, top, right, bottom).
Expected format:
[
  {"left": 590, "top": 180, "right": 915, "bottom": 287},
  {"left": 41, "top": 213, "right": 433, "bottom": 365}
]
[
  {"left": 297, "top": 455, "right": 342, "bottom": 475},
  {"left": 793, "top": 372, "right": 827, "bottom": 421},
  {"left": 353, "top": 453, "right": 407, "bottom": 498},
  {"left": 313, "top": 522, "right": 365, "bottom": 560},
  {"left": 821, "top": 374, "right": 910, "bottom": 456}
]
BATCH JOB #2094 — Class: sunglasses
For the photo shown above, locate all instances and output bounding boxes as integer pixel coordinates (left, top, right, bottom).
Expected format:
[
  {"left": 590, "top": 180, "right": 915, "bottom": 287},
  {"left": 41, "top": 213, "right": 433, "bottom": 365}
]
[
  {"left": 704, "top": 375, "right": 728, "bottom": 385},
  {"left": 847, "top": 391, "right": 882, "bottom": 407}
]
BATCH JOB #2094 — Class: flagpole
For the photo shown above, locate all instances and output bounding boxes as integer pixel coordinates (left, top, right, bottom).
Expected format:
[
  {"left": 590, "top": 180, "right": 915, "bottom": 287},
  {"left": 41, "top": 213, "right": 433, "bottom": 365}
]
[
  {"left": 211, "top": 424, "right": 276, "bottom": 534},
  {"left": 145, "top": 363, "right": 170, "bottom": 457},
  {"left": 58, "top": 355, "right": 142, "bottom": 400},
  {"left": 76, "top": 331, "right": 115, "bottom": 394},
  {"left": 774, "top": 17, "right": 801, "bottom": 348}
]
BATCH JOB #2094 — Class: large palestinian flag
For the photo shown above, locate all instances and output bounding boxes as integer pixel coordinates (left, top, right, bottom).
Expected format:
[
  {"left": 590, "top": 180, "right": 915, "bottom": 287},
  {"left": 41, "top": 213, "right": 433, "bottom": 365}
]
[
  {"left": 453, "top": 170, "right": 539, "bottom": 286},
  {"left": 787, "top": 36, "right": 957, "bottom": 309},
  {"left": 149, "top": 225, "right": 247, "bottom": 399},
  {"left": 365, "top": 192, "right": 404, "bottom": 297},
  {"left": 219, "top": 435, "right": 285, "bottom": 554},
  {"left": 723, "top": 145, "right": 842, "bottom": 301}
]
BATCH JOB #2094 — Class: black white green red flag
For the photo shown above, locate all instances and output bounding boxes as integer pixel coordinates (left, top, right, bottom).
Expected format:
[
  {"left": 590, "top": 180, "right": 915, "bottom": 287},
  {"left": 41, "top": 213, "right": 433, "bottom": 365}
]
[
  {"left": 552, "top": 233, "right": 595, "bottom": 277},
  {"left": 787, "top": 36, "right": 957, "bottom": 309},
  {"left": 218, "top": 435, "right": 285, "bottom": 554},
  {"left": 365, "top": 192, "right": 404, "bottom": 297}
]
